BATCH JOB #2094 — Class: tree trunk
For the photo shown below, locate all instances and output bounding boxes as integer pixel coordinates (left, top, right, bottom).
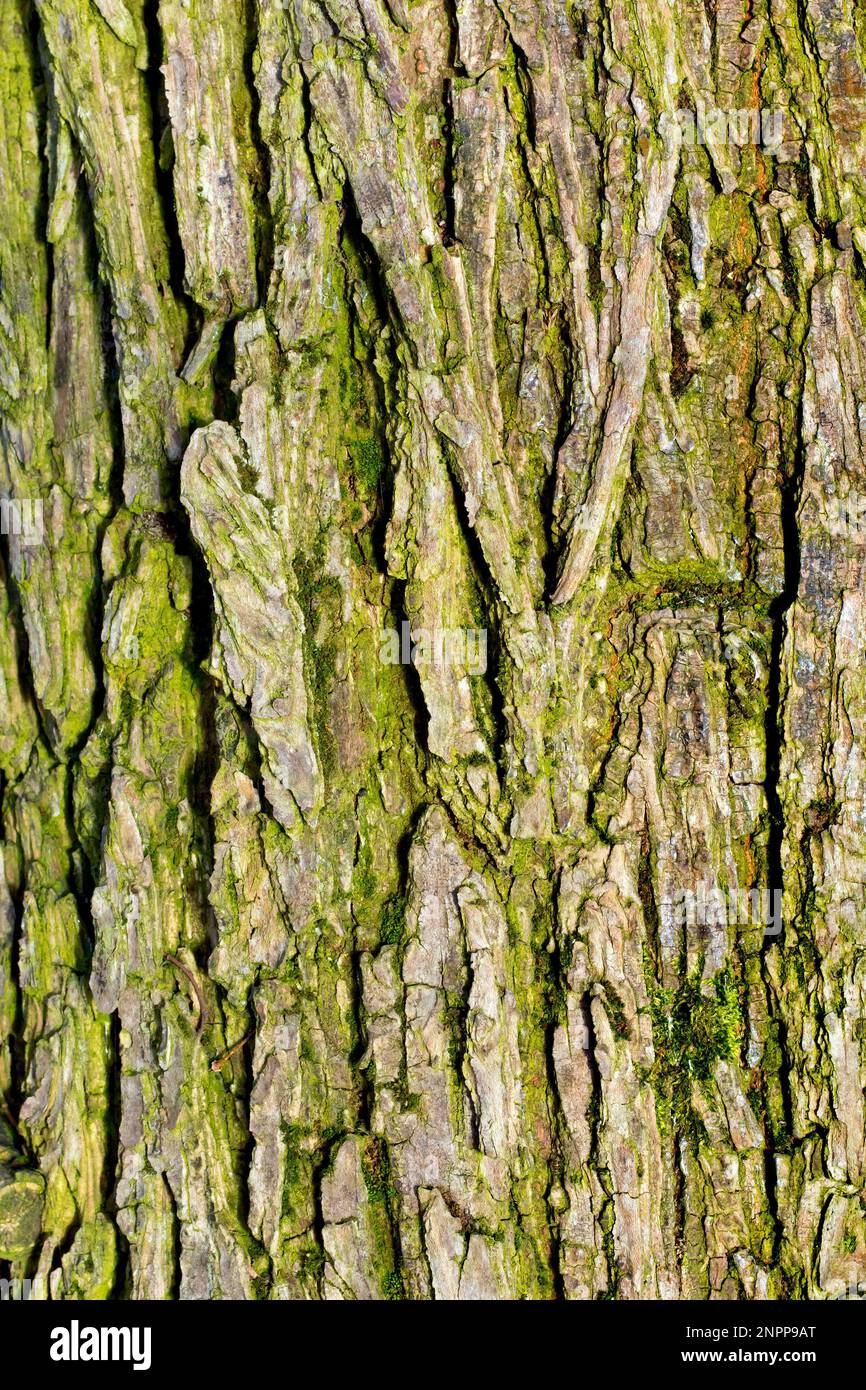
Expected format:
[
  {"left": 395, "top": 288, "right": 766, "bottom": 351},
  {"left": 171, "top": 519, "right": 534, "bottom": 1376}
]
[{"left": 2, "top": 0, "right": 866, "bottom": 1301}]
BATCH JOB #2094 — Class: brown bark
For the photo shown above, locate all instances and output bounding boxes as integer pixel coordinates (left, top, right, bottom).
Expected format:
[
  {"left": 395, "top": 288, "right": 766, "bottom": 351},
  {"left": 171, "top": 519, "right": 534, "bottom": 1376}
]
[{"left": 2, "top": 0, "right": 866, "bottom": 1300}]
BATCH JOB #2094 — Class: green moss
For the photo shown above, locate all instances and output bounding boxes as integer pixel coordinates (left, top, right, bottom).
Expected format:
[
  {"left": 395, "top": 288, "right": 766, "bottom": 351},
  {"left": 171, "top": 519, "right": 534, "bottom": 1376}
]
[
  {"left": 598, "top": 1189, "right": 620, "bottom": 1298},
  {"left": 293, "top": 537, "right": 340, "bottom": 782},
  {"left": 360, "top": 1136, "right": 391, "bottom": 1202},
  {"left": 360, "top": 1137, "right": 403, "bottom": 1297},
  {"left": 354, "top": 836, "right": 376, "bottom": 900},
  {"left": 645, "top": 562, "right": 768, "bottom": 617},
  {"left": 601, "top": 984, "right": 630, "bottom": 1039},
  {"left": 379, "top": 895, "right": 406, "bottom": 946},
  {"left": 349, "top": 436, "right": 385, "bottom": 495},
  {"left": 646, "top": 964, "right": 741, "bottom": 1143},
  {"left": 0, "top": 1165, "right": 44, "bottom": 1261},
  {"left": 279, "top": 1122, "right": 312, "bottom": 1223},
  {"left": 61, "top": 1215, "right": 118, "bottom": 1300},
  {"left": 443, "top": 989, "right": 470, "bottom": 1089},
  {"left": 297, "top": 1245, "right": 326, "bottom": 1285}
]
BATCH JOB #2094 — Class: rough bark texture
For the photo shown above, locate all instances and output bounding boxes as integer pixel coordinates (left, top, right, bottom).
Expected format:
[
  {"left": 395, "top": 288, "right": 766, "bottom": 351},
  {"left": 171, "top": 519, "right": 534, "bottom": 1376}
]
[{"left": 2, "top": 0, "right": 866, "bottom": 1301}]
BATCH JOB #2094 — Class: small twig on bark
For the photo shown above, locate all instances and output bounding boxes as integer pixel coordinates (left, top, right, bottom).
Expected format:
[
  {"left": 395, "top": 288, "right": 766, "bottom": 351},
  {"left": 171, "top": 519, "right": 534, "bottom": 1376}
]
[
  {"left": 211, "top": 1034, "right": 252, "bottom": 1072},
  {"left": 165, "top": 953, "right": 210, "bottom": 1035}
]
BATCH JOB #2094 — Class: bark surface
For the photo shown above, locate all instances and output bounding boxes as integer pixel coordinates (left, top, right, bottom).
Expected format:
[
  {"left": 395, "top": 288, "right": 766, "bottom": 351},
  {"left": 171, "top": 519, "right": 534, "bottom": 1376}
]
[{"left": 2, "top": 0, "right": 866, "bottom": 1300}]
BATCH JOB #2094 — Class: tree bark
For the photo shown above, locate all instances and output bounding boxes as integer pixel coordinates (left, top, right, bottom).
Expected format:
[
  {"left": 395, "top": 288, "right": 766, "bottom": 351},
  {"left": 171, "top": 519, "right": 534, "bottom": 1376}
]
[{"left": 2, "top": 0, "right": 866, "bottom": 1300}]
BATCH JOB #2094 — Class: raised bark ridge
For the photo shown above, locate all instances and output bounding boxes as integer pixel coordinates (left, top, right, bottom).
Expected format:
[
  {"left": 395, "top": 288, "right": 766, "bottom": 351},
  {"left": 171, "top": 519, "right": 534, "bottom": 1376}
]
[{"left": 1, "top": 0, "right": 866, "bottom": 1300}]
